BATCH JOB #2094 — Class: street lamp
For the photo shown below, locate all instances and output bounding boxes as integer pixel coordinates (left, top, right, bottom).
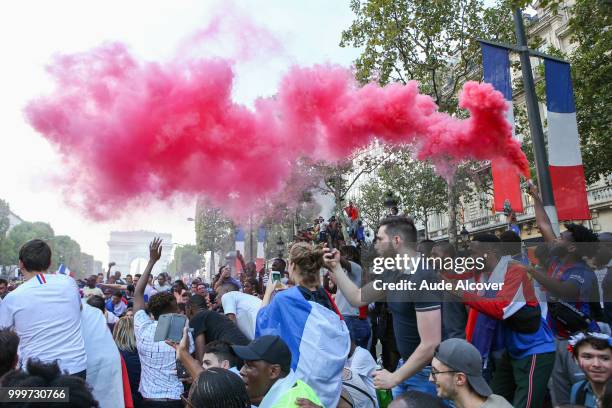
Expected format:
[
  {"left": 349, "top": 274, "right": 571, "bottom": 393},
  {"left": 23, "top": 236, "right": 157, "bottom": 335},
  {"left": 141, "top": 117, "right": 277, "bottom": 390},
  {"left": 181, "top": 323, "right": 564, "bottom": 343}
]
[
  {"left": 460, "top": 225, "right": 470, "bottom": 250},
  {"left": 383, "top": 191, "right": 399, "bottom": 215},
  {"left": 276, "top": 236, "right": 285, "bottom": 259}
]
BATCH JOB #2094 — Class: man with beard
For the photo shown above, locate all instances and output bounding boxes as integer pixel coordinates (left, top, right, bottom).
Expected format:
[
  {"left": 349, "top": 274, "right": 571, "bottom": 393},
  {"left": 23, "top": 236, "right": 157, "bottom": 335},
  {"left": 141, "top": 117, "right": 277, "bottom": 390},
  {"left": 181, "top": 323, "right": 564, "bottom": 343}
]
[
  {"left": 527, "top": 185, "right": 600, "bottom": 406},
  {"left": 324, "top": 216, "right": 442, "bottom": 397}
]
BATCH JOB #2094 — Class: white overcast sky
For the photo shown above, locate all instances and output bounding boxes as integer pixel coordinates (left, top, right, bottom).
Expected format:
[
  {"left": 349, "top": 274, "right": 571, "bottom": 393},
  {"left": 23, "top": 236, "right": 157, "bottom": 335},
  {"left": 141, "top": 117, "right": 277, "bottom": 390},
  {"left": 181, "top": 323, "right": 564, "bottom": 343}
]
[{"left": 0, "top": 0, "right": 361, "bottom": 264}]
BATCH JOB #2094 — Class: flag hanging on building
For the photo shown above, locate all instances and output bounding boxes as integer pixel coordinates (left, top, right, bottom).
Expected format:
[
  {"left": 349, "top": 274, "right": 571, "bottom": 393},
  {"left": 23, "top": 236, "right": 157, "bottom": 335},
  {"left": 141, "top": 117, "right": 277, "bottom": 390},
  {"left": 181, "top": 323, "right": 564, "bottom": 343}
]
[
  {"left": 481, "top": 43, "right": 524, "bottom": 214},
  {"left": 256, "top": 227, "right": 266, "bottom": 271},
  {"left": 544, "top": 59, "right": 590, "bottom": 220}
]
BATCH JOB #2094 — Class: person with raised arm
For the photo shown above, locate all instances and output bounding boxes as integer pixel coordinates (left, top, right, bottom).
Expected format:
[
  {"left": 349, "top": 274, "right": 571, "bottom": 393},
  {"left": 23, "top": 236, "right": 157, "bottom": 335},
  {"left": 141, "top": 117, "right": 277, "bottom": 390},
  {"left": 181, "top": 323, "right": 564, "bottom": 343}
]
[
  {"left": 324, "top": 216, "right": 442, "bottom": 398},
  {"left": 527, "top": 184, "right": 601, "bottom": 406},
  {"left": 132, "top": 238, "right": 193, "bottom": 408}
]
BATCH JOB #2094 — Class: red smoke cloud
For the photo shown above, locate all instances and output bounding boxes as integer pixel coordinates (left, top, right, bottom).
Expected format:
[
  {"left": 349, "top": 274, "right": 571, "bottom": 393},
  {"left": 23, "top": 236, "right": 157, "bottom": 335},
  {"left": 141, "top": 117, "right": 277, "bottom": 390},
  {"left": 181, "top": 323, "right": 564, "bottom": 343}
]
[{"left": 25, "top": 43, "right": 529, "bottom": 220}]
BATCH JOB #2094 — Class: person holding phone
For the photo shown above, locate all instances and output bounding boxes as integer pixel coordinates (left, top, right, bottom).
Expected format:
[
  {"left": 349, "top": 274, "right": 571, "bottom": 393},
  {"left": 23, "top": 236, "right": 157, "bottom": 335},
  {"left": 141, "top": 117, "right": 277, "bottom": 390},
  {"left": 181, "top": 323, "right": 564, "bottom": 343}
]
[{"left": 132, "top": 238, "right": 194, "bottom": 408}]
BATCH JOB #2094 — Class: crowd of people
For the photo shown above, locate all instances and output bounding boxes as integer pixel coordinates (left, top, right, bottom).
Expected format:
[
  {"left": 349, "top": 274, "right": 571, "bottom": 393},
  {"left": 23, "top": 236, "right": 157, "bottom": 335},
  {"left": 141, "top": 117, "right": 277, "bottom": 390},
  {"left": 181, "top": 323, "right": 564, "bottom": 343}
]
[{"left": 0, "top": 186, "right": 611, "bottom": 408}]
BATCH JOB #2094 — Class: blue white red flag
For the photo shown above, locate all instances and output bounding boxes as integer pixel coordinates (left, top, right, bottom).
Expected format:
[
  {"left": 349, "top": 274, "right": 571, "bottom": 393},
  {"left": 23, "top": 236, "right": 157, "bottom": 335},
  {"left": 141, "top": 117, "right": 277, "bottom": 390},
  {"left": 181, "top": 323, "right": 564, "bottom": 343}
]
[
  {"left": 481, "top": 42, "right": 524, "bottom": 213},
  {"left": 256, "top": 287, "right": 350, "bottom": 408},
  {"left": 544, "top": 59, "right": 590, "bottom": 220},
  {"left": 57, "top": 264, "right": 71, "bottom": 275}
]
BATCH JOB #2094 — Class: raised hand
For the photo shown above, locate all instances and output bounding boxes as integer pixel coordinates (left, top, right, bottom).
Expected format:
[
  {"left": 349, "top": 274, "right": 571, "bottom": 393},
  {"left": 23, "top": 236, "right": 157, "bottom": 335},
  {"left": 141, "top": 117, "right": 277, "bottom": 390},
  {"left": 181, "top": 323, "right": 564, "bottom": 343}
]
[
  {"left": 322, "top": 247, "right": 340, "bottom": 271},
  {"left": 149, "top": 238, "right": 163, "bottom": 262}
]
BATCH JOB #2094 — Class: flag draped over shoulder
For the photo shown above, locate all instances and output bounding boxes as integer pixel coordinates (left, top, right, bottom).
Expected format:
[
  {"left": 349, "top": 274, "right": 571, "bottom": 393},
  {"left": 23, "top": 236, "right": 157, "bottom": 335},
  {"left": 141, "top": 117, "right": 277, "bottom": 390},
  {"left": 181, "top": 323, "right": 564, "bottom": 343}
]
[
  {"left": 465, "top": 256, "right": 538, "bottom": 360},
  {"left": 256, "top": 287, "right": 350, "bottom": 408}
]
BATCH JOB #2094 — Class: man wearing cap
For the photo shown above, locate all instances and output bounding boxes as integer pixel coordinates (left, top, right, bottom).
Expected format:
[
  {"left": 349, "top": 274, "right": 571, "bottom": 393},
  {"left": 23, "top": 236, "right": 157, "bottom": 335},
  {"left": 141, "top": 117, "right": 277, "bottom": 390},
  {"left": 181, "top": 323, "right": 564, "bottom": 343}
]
[
  {"left": 430, "top": 339, "right": 512, "bottom": 408},
  {"left": 232, "top": 335, "right": 322, "bottom": 408}
]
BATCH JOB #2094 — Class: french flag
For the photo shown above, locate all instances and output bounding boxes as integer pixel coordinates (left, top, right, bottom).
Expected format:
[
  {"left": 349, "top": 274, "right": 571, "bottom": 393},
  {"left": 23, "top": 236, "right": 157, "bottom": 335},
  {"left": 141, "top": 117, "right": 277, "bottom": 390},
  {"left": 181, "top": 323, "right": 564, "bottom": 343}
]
[
  {"left": 544, "top": 60, "right": 590, "bottom": 220},
  {"left": 235, "top": 227, "right": 245, "bottom": 273},
  {"left": 481, "top": 43, "right": 524, "bottom": 213},
  {"left": 57, "top": 263, "right": 71, "bottom": 276},
  {"left": 256, "top": 227, "right": 266, "bottom": 271},
  {"left": 256, "top": 287, "right": 350, "bottom": 408}
]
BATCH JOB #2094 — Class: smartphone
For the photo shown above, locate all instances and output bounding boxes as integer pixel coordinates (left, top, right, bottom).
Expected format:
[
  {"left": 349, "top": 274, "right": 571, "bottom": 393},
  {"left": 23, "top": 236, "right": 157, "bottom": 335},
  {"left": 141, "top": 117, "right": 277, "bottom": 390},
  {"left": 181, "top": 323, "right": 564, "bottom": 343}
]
[
  {"left": 271, "top": 271, "right": 281, "bottom": 284},
  {"left": 153, "top": 313, "right": 187, "bottom": 343}
]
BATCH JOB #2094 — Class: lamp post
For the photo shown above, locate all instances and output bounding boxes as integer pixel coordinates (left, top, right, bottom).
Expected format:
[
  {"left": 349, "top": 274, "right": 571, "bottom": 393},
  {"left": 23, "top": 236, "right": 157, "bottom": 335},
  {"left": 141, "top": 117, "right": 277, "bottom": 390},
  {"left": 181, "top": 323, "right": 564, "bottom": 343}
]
[
  {"left": 460, "top": 225, "right": 470, "bottom": 250},
  {"left": 383, "top": 191, "right": 399, "bottom": 215},
  {"left": 276, "top": 236, "right": 285, "bottom": 259}
]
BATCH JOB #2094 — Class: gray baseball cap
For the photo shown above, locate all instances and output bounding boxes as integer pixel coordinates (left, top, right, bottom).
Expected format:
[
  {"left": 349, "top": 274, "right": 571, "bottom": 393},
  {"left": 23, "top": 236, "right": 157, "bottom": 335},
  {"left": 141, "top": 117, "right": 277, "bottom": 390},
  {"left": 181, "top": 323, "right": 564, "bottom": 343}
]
[{"left": 433, "top": 338, "right": 492, "bottom": 397}]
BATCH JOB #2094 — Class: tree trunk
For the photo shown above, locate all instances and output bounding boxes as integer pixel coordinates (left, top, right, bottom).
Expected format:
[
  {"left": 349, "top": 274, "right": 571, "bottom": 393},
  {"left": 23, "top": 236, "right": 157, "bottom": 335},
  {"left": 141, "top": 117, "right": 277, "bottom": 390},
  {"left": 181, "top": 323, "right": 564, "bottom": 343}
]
[
  {"left": 447, "top": 178, "right": 458, "bottom": 247},
  {"left": 424, "top": 212, "right": 429, "bottom": 239}
]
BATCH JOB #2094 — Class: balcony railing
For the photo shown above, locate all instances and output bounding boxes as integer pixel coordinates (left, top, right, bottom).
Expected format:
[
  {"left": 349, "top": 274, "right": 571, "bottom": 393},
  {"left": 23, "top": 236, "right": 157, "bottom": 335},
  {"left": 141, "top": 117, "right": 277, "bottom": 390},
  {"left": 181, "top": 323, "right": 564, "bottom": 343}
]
[{"left": 588, "top": 185, "right": 612, "bottom": 206}]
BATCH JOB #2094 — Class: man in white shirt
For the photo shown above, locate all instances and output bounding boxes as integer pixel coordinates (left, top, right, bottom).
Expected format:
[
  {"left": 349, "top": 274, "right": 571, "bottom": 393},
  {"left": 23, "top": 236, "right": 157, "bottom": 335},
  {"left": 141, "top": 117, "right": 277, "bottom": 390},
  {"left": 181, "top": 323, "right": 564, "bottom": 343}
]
[
  {"left": 0, "top": 239, "right": 87, "bottom": 377},
  {"left": 133, "top": 238, "right": 193, "bottom": 408},
  {"left": 343, "top": 343, "right": 378, "bottom": 408},
  {"left": 154, "top": 273, "right": 172, "bottom": 293},
  {"left": 82, "top": 275, "right": 104, "bottom": 298},
  {"left": 217, "top": 283, "right": 262, "bottom": 340}
]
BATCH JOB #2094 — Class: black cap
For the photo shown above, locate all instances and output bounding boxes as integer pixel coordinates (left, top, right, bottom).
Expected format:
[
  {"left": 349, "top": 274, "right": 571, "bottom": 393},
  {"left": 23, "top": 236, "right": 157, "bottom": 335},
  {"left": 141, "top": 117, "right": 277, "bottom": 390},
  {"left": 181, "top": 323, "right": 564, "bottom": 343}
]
[{"left": 231, "top": 335, "right": 292, "bottom": 373}]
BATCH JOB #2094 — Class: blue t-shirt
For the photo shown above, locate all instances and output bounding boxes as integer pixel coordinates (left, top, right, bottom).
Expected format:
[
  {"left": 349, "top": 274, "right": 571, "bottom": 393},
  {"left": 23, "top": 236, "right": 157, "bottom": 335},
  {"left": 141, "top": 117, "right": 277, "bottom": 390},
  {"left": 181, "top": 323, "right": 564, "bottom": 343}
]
[
  {"left": 547, "top": 258, "right": 599, "bottom": 336},
  {"left": 501, "top": 318, "right": 556, "bottom": 360}
]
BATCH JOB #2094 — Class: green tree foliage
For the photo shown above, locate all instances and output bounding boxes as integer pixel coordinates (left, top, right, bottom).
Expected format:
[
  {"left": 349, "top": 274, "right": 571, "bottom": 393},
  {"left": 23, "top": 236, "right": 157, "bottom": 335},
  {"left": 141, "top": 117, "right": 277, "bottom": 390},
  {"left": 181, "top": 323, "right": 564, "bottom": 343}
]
[
  {"left": 2, "top": 222, "right": 55, "bottom": 265},
  {"left": 568, "top": 0, "right": 612, "bottom": 184},
  {"left": 49, "top": 235, "right": 82, "bottom": 274},
  {"left": 169, "top": 244, "right": 202, "bottom": 276},
  {"left": 195, "top": 199, "right": 234, "bottom": 275},
  {"left": 341, "top": 0, "right": 517, "bottom": 243},
  {"left": 354, "top": 181, "right": 388, "bottom": 229},
  {"left": 0, "top": 200, "right": 11, "bottom": 267},
  {"left": 378, "top": 153, "right": 448, "bottom": 237}
]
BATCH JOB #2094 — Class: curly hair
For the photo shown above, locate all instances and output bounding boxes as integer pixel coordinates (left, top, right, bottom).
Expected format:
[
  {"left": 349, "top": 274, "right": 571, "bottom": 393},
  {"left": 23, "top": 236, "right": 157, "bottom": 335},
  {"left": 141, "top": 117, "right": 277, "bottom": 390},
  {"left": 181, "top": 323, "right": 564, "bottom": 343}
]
[
  {"left": 1, "top": 360, "right": 99, "bottom": 407},
  {"left": 564, "top": 223, "right": 599, "bottom": 257},
  {"left": 147, "top": 291, "right": 177, "bottom": 320},
  {"left": 189, "top": 367, "right": 250, "bottom": 408},
  {"left": 289, "top": 242, "right": 325, "bottom": 287}
]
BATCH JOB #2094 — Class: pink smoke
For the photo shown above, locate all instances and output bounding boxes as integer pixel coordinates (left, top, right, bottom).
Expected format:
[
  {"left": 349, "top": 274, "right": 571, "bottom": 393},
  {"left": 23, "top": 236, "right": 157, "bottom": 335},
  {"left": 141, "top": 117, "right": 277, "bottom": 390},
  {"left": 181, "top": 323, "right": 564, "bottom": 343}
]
[{"left": 25, "top": 44, "right": 529, "bottom": 220}]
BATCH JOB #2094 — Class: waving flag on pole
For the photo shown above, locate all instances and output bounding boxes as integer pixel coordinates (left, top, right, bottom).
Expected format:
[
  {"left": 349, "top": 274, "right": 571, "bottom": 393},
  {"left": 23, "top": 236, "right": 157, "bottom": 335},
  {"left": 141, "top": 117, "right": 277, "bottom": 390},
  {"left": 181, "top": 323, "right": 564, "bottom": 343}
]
[
  {"left": 57, "top": 263, "right": 71, "bottom": 276},
  {"left": 481, "top": 43, "right": 524, "bottom": 213},
  {"left": 256, "top": 287, "right": 350, "bottom": 408},
  {"left": 544, "top": 60, "right": 590, "bottom": 220}
]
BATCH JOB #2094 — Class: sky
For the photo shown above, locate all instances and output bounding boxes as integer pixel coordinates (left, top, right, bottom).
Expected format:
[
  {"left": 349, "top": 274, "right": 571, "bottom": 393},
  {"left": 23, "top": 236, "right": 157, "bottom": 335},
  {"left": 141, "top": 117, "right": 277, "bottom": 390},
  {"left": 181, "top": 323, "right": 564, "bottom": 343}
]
[{"left": 0, "top": 0, "right": 361, "bottom": 264}]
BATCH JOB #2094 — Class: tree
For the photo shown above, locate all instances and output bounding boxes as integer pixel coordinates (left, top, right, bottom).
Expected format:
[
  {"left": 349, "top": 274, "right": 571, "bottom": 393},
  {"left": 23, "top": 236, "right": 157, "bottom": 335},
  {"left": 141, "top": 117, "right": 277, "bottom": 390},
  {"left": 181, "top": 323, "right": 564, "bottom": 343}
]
[
  {"left": 312, "top": 147, "right": 392, "bottom": 213},
  {"left": 0, "top": 199, "right": 11, "bottom": 267},
  {"left": 169, "top": 244, "right": 202, "bottom": 277},
  {"left": 340, "top": 0, "right": 517, "bottom": 244},
  {"left": 568, "top": 0, "right": 612, "bottom": 184},
  {"left": 195, "top": 199, "right": 234, "bottom": 278},
  {"left": 49, "top": 235, "right": 82, "bottom": 275},
  {"left": 378, "top": 152, "right": 448, "bottom": 238},
  {"left": 354, "top": 181, "right": 388, "bottom": 230},
  {"left": 2, "top": 222, "right": 55, "bottom": 265}
]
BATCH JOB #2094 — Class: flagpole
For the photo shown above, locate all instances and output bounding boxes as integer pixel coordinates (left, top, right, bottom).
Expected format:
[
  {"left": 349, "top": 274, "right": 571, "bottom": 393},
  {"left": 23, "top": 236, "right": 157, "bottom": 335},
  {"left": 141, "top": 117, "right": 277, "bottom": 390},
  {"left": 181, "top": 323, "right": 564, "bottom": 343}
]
[{"left": 513, "top": 8, "right": 560, "bottom": 235}]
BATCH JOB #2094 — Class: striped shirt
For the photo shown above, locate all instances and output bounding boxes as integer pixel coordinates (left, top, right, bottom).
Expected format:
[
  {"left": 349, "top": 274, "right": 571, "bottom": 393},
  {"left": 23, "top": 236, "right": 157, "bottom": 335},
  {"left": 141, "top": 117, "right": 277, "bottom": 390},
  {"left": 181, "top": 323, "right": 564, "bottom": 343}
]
[{"left": 133, "top": 310, "right": 194, "bottom": 400}]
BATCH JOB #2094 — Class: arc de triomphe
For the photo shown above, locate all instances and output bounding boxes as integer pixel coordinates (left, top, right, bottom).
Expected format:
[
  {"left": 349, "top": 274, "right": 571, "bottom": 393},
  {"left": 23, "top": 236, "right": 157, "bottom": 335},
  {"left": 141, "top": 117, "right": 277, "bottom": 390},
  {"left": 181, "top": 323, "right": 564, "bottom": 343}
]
[{"left": 107, "top": 231, "right": 173, "bottom": 277}]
